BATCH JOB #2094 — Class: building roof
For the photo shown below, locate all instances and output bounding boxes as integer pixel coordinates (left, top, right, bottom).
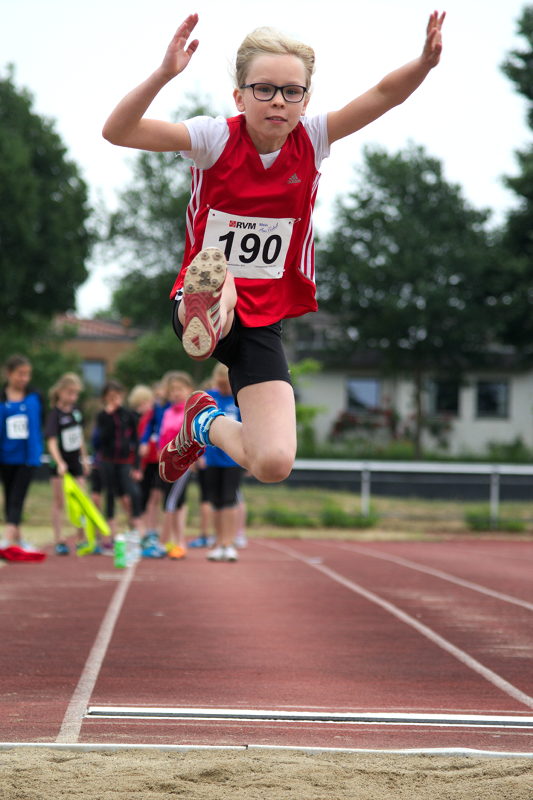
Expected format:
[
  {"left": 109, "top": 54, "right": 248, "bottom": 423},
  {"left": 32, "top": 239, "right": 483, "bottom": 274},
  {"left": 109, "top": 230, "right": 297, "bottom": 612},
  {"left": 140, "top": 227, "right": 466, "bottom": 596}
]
[{"left": 55, "top": 314, "right": 143, "bottom": 341}]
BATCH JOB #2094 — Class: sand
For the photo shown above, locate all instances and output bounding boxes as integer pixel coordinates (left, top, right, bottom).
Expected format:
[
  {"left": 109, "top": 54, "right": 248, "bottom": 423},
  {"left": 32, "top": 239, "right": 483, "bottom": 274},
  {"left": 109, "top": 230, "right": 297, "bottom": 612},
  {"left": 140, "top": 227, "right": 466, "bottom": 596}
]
[{"left": 0, "top": 748, "right": 532, "bottom": 800}]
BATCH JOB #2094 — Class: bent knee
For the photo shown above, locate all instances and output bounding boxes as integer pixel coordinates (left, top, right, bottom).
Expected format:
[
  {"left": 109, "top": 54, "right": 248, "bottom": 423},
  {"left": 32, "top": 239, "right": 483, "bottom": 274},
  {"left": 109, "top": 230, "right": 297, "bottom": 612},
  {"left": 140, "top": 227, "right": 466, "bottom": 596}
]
[{"left": 249, "top": 449, "right": 294, "bottom": 484}]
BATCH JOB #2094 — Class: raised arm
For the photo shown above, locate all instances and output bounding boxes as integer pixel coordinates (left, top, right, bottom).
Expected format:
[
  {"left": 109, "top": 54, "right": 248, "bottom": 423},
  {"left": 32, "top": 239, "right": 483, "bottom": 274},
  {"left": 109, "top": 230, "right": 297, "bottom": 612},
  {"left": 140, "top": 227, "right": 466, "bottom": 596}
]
[
  {"left": 102, "top": 13, "right": 200, "bottom": 151},
  {"left": 327, "top": 11, "right": 445, "bottom": 145}
]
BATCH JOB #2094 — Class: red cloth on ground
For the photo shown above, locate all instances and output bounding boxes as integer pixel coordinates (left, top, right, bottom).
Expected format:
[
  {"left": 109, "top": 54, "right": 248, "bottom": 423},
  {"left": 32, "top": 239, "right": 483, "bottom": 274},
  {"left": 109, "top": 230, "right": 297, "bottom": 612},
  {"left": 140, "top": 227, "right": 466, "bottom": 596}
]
[{"left": 0, "top": 545, "right": 47, "bottom": 562}]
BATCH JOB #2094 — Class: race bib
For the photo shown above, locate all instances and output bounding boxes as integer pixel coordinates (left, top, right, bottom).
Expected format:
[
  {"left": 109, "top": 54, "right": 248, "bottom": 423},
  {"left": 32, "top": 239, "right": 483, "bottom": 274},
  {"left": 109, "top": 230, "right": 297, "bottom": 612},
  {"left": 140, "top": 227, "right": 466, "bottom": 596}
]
[
  {"left": 6, "top": 414, "right": 29, "bottom": 440},
  {"left": 61, "top": 425, "right": 83, "bottom": 453},
  {"left": 202, "top": 208, "right": 294, "bottom": 279}
]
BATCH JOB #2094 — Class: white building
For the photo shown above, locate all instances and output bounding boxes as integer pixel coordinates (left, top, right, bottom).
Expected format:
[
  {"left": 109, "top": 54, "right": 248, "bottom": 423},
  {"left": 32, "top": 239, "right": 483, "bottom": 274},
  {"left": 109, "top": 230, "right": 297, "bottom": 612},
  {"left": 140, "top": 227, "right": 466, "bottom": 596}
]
[
  {"left": 296, "top": 368, "right": 533, "bottom": 456},
  {"left": 287, "top": 316, "right": 533, "bottom": 456}
]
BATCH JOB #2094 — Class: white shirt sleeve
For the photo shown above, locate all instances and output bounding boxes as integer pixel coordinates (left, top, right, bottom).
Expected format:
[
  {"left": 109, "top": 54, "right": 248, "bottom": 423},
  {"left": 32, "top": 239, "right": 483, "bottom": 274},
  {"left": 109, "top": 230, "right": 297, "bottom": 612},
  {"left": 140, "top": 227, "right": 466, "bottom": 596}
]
[
  {"left": 301, "top": 113, "right": 330, "bottom": 170},
  {"left": 180, "top": 116, "right": 230, "bottom": 169}
]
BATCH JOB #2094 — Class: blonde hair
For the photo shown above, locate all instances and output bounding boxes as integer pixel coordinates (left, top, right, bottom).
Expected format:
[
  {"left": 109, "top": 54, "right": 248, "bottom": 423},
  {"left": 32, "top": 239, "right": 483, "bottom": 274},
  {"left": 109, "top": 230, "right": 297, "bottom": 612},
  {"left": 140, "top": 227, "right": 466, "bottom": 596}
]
[
  {"left": 160, "top": 370, "right": 194, "bottom": 399},
  {"left": 128, "top": 384, "right": 154, "bottom": 411},
  {"left": 49, "top": 372, "right": 83, "bottom": 405},
  {"left": 234, "top": 27, "right": 315, "bottom": 89},
  {"left": 212, "top": 363, "right": 229, "bottom": 382}
]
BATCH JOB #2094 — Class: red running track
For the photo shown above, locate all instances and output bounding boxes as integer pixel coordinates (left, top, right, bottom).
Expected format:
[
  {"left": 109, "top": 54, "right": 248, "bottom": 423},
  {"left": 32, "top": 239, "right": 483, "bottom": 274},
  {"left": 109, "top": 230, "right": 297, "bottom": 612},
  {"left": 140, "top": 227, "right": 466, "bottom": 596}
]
[{"left": 1, "top": 538, "right": 532, "bottom": 753}]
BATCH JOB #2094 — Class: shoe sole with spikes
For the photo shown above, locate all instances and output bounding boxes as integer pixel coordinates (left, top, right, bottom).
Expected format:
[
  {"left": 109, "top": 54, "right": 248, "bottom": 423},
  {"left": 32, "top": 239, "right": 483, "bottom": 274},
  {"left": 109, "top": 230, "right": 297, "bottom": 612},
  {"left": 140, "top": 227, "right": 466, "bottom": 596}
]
[{"left": 182, "top": 247, "right": 227, "bottom": 361}]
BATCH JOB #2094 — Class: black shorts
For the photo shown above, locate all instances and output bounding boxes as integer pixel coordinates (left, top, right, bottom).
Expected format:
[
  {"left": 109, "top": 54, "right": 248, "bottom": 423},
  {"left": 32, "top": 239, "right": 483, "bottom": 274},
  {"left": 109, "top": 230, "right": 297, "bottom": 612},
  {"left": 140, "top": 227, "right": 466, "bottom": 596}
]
[
  {"left": 204, "top": 466, "right": 244, "bottom": 510},
  {"left": 100, "top": 462, "right": 142, "bottom": 519},
  {"left": 49, "top": 456, "right": 83, "bottom": 479},
  {"left": 196, "top": 466, "right": 210, "bottom": 503},
  {"left": 172, "top": 299, "right": 291, "bottom": 400}
]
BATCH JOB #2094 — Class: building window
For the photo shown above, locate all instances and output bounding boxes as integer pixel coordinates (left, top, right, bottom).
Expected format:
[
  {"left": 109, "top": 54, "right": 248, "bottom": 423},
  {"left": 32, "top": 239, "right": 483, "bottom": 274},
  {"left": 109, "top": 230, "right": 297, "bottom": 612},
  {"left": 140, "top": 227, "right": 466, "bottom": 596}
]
[
  {"left": 429, "top": 380, "right": 459, "bottom": 415},
  {"left": 347, "top": 378, "right": 381, "bottom": 411},
  {"left": 476, "top": 380, "right": 509, "bottom": 419},
  {"left": 82, "top": 360, "right": 106, "bottom": 393}
]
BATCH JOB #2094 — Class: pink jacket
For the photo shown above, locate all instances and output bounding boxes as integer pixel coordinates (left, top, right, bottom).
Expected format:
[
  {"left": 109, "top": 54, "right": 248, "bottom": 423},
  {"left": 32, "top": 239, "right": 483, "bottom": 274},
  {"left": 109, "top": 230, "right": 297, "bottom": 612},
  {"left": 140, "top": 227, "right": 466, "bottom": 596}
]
[{"left": 158, "top": 402, "right": 185, "bottom": 451}]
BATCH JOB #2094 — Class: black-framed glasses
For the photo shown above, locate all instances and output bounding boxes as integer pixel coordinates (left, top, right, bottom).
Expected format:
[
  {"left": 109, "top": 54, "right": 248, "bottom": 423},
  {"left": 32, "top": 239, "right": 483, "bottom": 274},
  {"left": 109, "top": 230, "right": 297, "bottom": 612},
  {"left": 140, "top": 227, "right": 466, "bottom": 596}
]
[{"left": 240, "top": 83, "right": 308, "bottom": 103}]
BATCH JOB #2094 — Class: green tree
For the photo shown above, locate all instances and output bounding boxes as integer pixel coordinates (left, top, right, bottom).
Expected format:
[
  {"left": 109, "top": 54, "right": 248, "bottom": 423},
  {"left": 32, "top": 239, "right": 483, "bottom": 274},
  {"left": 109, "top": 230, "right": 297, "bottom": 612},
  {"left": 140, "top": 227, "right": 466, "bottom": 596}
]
[
  {"left": 0, "top": 66, "right": 92, "bottom": 340},
  {"left": 0, "top": 319, "right": 82, "bottom": 406},
  {"left": 316, "top": 143, "right": 499, "bottom": 454},
  {"left": 500, "top": 5, "right": 533, "bottom": 348},
  {"left": 104, "top": 97, "right": 216, "bottom": 329},
  {"left": 113, "top": 326, "right": 213, "bottom": 389}
]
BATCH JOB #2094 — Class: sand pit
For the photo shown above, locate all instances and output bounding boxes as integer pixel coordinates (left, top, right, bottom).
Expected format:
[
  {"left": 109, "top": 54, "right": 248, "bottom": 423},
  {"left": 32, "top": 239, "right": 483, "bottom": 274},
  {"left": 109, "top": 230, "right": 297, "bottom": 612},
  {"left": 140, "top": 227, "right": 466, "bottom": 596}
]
[{"left": 0, "top": 747, "right": 532, "bottom": 799}]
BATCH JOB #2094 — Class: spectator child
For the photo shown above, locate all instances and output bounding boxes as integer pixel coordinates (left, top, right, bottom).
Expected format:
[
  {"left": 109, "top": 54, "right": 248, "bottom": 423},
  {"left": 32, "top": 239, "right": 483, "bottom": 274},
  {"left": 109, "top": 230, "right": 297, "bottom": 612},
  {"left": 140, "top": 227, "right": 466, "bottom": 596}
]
[
  {"left": 96, "top": 380, "right": 144, "bottom": 538},
  {"left": 156, "top": 371, "right": 195, "bottom": 559},
  {"left": 45, "top": 372, "right": 89, "bottom": 555},
  {"left": 204, "top": 364, "right": 244, "bottom": 562},
  {"left": 128, "top": 384, "right": 163, "bottom": 540},
  {"left": 0, "top": 355, "right": 44, "bottom": 549}
]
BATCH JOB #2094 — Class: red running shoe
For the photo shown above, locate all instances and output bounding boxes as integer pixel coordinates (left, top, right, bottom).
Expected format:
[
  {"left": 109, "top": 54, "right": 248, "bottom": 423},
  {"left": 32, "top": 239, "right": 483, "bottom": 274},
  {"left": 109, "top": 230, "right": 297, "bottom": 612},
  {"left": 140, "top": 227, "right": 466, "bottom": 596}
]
[
  {"left": 159, "top": 391, "right": 218, "bottom": 483},
  {"left": 182, "top": 247, "right": 227, "bottom": 360}
]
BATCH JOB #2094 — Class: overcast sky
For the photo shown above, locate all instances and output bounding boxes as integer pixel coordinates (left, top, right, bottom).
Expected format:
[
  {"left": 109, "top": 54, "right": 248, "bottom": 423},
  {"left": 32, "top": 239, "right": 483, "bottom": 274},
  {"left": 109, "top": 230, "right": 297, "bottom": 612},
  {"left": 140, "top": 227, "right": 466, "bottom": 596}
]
[{"left": 2, "top": 0, "right": 530, "bottom": 315}]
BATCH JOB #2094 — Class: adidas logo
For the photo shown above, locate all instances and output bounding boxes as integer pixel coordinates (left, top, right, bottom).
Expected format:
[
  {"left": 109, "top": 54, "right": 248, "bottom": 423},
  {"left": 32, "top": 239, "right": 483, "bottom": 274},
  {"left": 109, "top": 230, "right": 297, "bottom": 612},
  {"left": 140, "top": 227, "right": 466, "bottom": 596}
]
[{"left": 287, "top": 173, "right": 301, "bottom": 184}]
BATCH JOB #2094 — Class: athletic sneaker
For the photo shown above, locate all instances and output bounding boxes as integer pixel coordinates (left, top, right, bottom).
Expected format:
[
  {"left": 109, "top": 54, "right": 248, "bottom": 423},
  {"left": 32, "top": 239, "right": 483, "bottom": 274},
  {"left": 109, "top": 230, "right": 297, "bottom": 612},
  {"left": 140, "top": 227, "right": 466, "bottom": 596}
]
[
  {"left": 182, "top": 247, "right": 227, "bottom": 360},
  {"left": 188, "top": 534, "right": 210, "bottom": 548},
  {"left": 224, "top": 544, "right": 239, "bottom": 562},
  {"left": 55, "top": 542, "right": 70, "bottom": 556},
  {"left": 76, "top": 541, "right": 103, "bottom": 555},
  {"left": 142, "top": 543, "right": 167, "bottom": 558},
  {"left": 19, "top": 540, "right": 39, "bottom": 553},
  {"left": 207, "top": 544, "right": 239, "bottom": 562},
  {"left": 167, "top": 544, "right": 186, "bottom": 560},
  {"left": 207, "top": 545, "right": 226, "bottom": 562},
  {"left": 159, "top": 391, "right": 218, "bottom": 483},
  {"left": 142, "top": 530, "right": 159, "bottom": 546},
  {"left": 141, "top": 531, "right": 160, "bottom": 548}
]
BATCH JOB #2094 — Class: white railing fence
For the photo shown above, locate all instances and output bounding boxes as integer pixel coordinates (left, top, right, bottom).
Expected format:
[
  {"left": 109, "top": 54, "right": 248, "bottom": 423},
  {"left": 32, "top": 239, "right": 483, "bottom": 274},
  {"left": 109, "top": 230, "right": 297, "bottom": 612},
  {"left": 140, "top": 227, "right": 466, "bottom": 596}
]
[{"left": 292, "top": 460, "right": 533, "bottom": 527}]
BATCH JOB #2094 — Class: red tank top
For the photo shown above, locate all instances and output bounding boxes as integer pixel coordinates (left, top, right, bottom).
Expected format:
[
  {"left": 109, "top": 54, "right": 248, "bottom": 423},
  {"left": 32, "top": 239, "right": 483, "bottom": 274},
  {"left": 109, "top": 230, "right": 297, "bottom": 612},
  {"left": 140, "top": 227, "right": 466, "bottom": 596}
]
[{"left": 170, "top": 115, "right": 320, "bottom": 327}]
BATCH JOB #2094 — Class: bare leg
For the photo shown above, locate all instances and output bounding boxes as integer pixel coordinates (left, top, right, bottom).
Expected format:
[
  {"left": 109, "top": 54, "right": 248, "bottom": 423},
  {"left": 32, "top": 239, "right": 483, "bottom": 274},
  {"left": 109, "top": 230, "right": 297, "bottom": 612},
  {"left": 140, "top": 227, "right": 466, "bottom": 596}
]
[
  {"left": 174, "top": 505, "right": 187, "bottom": 548},
  {"left": 199, "top": 500, "right": 212, "bottom": 539},
  {"left": 51, "top": 476, "right": 64, "bottom": 544},
  {"left": 213, "top": 506, "right": 238, "bottom": 547},
  {"left": 4, "top": 523, "right": 19, "bottom": 545},
  {"left": 160, "top": 511, "right": 172, "bottom": 546},
  {"left": 144, "top": 487, "right": 162, "bottom": 532},
  {"left": 208, "top": 380, "right": 296, "bottom": 483},
  {"left": 162, "top": 506, "right": 187, "bottom": 548}
]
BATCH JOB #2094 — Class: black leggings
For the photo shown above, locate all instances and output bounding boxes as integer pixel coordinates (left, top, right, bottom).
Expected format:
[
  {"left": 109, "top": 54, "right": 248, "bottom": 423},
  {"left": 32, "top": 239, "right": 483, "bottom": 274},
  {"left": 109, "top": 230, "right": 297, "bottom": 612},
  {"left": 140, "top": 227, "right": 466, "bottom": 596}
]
[
  {"left": 100, "top": 462, "right": 142, "bottom": 520},
  {"left": 0, "top": 464, "right": 36, "bottom": 525},
  {"left": 139, "top": 462, "right": 159, "bottom": 512},
  {"left": 162, "top": 469, "right": 190, "bottom": 512}
]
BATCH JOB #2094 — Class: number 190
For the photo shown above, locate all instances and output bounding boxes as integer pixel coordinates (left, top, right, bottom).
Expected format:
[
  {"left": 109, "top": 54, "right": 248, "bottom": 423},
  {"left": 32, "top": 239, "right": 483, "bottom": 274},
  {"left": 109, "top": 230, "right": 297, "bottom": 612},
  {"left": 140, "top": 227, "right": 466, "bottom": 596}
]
[{"left": 218, "top": 232, "right": 282, "bottom": 265}]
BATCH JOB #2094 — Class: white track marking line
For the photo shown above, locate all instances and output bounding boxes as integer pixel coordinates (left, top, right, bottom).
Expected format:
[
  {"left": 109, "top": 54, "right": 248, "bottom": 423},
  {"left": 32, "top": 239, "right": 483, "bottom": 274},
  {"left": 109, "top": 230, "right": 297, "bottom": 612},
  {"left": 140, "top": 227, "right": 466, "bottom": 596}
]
[
  {"left": 56, "top": 564, "right": 136, "bottom": 743},
  {"left": 328, "top": 543, "right": 533, "bottom": 612},
  {"left": 2, "top": 742, "right": 532, "bottom": 757},
  {"left": 259, "top": 541, "right": 533, "bottom": 711},
  {"left": 84, "top": 706, "right": 533, "bottom": 727}
]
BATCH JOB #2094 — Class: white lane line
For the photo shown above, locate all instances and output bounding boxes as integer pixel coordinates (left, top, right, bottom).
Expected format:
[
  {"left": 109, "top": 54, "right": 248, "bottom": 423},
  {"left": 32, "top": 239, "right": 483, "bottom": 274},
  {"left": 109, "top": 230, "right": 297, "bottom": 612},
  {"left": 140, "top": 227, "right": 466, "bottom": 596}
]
[
  {"left": 56, "top": 564, "right": 136, "bottom": 743},
  {"left": 84, "top": 706, "right": 533, "bottom": 728},
  {"left": 2, "top": 742, "right": 532, "bottom": 757},
  {"left": 259, "top": 541, "right": 533, "bottom": 711},
  {"left": 329, "top": 543, "right": 533, "bottom": 612}
]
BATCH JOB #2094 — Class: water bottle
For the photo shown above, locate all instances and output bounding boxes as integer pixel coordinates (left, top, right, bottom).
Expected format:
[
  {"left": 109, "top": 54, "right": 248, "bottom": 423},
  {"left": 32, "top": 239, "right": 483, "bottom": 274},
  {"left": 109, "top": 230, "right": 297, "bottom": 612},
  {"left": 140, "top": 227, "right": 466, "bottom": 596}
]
[
  {"left": 113, "top": 533, "right": 127, "bottom": 569},
  {"left": 131, "top": 530, "right": 141, "bottom": 563},
  {"left": 126, "top": 530, "right": 141, "bottom": 565}
]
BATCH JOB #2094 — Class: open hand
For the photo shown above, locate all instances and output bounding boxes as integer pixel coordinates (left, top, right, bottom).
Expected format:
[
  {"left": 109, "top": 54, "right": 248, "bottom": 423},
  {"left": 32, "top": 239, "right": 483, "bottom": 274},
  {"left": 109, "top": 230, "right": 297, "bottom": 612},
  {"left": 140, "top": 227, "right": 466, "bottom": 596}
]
[
  {"left": 422, "top": 10, "right": 445, "bottom": 68},
  {"left": 161, "top": 13, "right": 199, "bottom": 78}
]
